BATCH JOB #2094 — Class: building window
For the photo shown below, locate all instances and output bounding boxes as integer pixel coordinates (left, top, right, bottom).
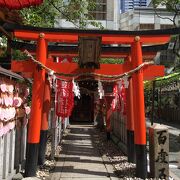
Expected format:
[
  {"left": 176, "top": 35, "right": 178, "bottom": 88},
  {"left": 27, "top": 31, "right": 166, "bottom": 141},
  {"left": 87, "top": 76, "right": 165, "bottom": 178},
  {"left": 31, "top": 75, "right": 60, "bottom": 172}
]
[
  {"left": 140, "top": 23, "right": 155, "bottom": 30},
  {"left": 89, "top": 0, "right": 107, "bottom": 20},
  {"left": 160, "top": 24, "right": 174, "bottom": 29}
]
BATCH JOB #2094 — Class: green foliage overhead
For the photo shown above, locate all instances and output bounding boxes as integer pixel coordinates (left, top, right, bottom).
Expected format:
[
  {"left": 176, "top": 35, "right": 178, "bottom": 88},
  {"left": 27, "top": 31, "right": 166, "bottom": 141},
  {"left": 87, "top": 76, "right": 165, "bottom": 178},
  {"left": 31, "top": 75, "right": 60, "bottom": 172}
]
[
  {"left": 72, "top": 57, "right": 124, "bottom": 64},
  {"left": 152, "top": 0, "right": 180, "bottom": 26},
  {"left": 20, "top": 0, "right": 57, "bottom": 27},
  {"left": 12, "top": 49, "right": 29, "bottom": 60},
  {"left": 20, "top": 0, "right": 103, "bottom": 29},
  {"left": 152, "top": 0, "right": 180, "bottom": 12},
  {"left": 100, "top": 58, "right": 124, "bottom": 64}
]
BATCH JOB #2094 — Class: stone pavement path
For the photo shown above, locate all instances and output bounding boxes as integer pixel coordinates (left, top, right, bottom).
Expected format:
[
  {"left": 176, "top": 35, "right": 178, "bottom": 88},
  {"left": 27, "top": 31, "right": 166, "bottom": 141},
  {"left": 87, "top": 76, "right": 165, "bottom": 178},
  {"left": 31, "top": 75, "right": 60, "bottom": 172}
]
[{"left": 50, "top": 124, "right": 119, "bottom": 180}]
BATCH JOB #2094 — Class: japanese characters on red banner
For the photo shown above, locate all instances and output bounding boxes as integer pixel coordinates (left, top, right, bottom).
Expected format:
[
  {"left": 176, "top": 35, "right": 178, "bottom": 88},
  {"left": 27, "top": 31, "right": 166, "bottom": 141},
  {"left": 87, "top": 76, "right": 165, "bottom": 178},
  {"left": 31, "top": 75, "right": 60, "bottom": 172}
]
[{"left": 55, "top": 80, "right": 74, "bottom": 119}]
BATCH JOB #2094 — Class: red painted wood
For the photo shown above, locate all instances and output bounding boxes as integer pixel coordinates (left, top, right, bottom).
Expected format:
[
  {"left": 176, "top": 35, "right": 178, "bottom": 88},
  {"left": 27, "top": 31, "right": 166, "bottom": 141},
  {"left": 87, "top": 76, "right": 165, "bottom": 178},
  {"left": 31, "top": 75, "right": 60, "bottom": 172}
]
[
  {"left": 28, "top": 35, "right": 46, "bottom": 143},
  {"left": 41, "top": 79, "right": 51, "bottom": 131},
  {"left": 11, "top": 60, "right": 164, "bottom": 80},
  {"left": 132, "top": 39, "right": 146, "bottom": 145},
  {"left": 104, "top": 96, "right": 115, "bottom": 132},
  {"left": 14, "top": 31, "right": 170, "bottom": 44},
  {"left": 126, "top": 57, "right": 134, "bottom": 131},
  {"left": 27, "top": 50, "right": 156, "bottom": 59},
  {"left": 21, "top": 72, "right": 34, "bottom": 78},
  {"left": 11, "top": 60, "right": 35, "bottom": 72}
]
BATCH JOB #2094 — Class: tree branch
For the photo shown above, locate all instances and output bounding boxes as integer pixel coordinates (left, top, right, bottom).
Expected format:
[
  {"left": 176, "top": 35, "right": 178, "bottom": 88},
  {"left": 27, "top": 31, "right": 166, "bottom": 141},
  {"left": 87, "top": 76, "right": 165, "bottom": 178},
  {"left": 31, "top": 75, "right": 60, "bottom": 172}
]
[
  {"left": 154, "top": 8, "right": 174, "bottom": 24},
  {"left": 173, "top": 35, "right": 180, "bottom": 58},
  {"left": 49, "top": 0, "right": 82, "bottom": 28}
]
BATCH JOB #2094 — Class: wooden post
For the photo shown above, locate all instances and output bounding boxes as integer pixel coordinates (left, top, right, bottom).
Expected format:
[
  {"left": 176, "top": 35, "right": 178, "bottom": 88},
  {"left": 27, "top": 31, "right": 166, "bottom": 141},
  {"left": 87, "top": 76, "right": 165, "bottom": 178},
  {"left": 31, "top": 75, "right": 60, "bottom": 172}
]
[
  {"left": 25, "top": 33, "right": 46, "bottom": 177},
  {"left": 38, "top": 78, "right": 51, "bottom": 165},
  {"left": 151, "top": 81, "right": 156, "bottom": 125},
  {"left": 149, "top": 124, "right": 169, "bottom": 179},
  {"left": 131, "top": 36, "right": 147, "bottom": 178},
  {"left": 9, "top": 129, "right": 16, "bottom": 174},
  {"left": 2, "top": 133, "right": 10, "bottom": 179},
  {"left": 104, "top": 96, "right": 114, "bottom": 140},
  {"left": 0, "top": 136, "right": 4, "bottom": 179}
]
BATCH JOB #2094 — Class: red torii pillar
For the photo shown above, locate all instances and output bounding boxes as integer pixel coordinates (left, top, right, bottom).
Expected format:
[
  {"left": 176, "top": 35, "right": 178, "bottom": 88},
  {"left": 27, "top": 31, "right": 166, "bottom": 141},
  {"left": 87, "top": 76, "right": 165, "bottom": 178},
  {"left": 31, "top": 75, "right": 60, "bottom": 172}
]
[
  {"left": 104, "top": 96, "right": 115, "bottom": 140},
  {"left": 132, "top": 36, "right": 147, "bottom": 178},
  {"left": 125, "top": 57, "right": 135, "bottom": 163},
  {"left": 25, "top": 33, "right": 47, "bottom": 177},
  {"left": 38, "top": 78, "right": 51, "bottom": 165}
]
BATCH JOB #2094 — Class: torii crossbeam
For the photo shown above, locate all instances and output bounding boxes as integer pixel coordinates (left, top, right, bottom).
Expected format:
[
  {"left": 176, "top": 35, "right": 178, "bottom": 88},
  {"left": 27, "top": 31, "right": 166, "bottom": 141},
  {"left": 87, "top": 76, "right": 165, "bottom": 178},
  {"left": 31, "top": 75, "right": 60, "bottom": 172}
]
[{"left": 12, "top": 60, "right": 164, "bottom": 81}]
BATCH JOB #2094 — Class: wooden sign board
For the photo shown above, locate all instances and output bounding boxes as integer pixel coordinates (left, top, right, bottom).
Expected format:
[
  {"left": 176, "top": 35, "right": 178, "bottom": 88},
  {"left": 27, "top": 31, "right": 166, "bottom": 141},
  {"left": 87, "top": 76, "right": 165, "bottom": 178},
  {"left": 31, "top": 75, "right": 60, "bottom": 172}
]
[{"left": 78, "top": 36, "right": 101, "bottom": 69}]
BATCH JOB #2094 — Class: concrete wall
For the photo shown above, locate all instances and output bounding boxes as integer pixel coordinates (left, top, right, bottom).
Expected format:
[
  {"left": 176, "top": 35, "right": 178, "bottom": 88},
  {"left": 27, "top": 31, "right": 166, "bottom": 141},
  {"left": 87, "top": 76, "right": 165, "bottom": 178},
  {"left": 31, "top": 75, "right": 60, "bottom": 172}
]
[{"left": 119, "top": 8, "right": 175, "bottom": 30}]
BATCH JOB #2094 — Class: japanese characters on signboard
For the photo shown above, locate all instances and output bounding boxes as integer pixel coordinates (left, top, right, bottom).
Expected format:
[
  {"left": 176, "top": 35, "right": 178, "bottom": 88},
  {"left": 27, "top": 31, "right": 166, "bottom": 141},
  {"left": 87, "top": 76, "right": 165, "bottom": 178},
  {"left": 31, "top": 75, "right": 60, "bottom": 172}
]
[{"left": 154, "top": 128, "right": 169, "bottom": 179}]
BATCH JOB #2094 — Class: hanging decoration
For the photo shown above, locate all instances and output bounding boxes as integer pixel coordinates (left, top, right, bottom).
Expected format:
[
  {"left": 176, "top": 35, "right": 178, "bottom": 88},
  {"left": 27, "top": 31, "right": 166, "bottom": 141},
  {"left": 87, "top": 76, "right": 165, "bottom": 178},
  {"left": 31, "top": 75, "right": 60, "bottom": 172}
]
[
  {"left": 111, "top": 79, "right": 127, "bottom": 115},
  {"left": 122, "top": 76, "right": 129, "bottom": 88},
  {"left": 0, "top": 78, "right": 30, "bottom": 137},
  {"left": 47, "top": 70, "right": 55, "bottom": 89},
  {"left": 98, "top": 80, "right": 104, "bottom": 99},
  {"left": 55, "top": 80, "right": 74, "bottom": 119},
  {"left": 112, "top": 84, "right": 118, "bottom": 111},
  {"left": 72, "top": 78, "right": 80, "bottom": 99},
  {"left": 119, "top": 81, "right": 126, "bottom": 116},
  {"left": 0, "top": 0, "right": 43, "bottom": 10}
]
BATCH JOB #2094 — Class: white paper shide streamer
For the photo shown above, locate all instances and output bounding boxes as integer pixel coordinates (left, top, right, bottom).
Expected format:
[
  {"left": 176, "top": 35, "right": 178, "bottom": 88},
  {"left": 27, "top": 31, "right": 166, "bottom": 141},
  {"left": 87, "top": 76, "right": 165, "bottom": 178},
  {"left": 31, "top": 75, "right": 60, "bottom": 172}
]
[
  {"left": 122, "top": 76, "right": 129, "bottom": 88},
  {"left": 117, "top": 80, "right": 122, "bottom": 89},
  {"left": 47, "top": 70, "right": 56, "bottom": 89},
  {"left": 72, "top": 78, "right": 80, "bottom": 99},
  {"left": 98, "top": 80, "right": 104, "bottom": 99}
]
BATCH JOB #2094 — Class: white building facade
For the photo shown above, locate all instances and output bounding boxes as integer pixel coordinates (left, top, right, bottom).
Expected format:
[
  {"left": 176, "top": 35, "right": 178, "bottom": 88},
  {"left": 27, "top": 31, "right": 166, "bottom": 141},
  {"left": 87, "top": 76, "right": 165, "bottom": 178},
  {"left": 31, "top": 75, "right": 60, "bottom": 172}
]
[
  {"left": 120, "top": 0, "right": 148, "bottom": 13},
  {"left": 119, "top": 7, "right": 176, "bottom": 30},
  {"left": 55, "top": 0, "right": 120, "bottom": 30}
]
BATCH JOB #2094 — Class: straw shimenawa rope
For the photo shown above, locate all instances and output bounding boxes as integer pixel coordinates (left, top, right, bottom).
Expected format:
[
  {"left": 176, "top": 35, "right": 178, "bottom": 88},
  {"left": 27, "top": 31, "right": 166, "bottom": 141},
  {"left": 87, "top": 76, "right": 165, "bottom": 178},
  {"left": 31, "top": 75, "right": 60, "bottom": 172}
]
[{"left": 24, "top": 50, "right": 154, "bottom": 82}]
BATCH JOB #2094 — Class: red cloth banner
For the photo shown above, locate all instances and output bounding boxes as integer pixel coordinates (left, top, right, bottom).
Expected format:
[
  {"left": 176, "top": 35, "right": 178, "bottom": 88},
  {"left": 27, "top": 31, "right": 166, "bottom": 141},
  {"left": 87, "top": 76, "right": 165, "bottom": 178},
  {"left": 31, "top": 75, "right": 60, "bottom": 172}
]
[
  {"left": 119, "top": 81, "right": 126, "bottom": 115},
  {"left": 111, "top": 81, "right": 126, "bottom": 115},
  {"left": 112, "top": 84, "right": 118, "bottom": 111},
  {"left": 0, "top": 0, "right": 43, "bottom": 10},
  {"left": 55, "top": 80, "right": 74, "bottom": 119}
]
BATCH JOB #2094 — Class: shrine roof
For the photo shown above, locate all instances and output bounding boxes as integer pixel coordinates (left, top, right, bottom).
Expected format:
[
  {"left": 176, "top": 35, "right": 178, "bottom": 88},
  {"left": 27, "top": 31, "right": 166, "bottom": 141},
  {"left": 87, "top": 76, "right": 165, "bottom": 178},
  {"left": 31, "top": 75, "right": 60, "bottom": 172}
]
[
  {"left": 0, "top": 66, "right": 24, "bottom": 80},
  {"left": 3, "top": 23, "right": 180, "bottom": 36},
  {"left": 0, "top": 8, "right": 23, "bottom": 24}
]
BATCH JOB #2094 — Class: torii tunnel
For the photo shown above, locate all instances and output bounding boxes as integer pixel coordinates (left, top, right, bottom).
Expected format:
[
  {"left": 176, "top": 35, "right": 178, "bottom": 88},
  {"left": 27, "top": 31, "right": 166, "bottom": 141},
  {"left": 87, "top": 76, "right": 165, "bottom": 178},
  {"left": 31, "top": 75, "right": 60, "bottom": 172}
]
[{"left": 3, "top": 22, "right": 180, "bottom": 178}]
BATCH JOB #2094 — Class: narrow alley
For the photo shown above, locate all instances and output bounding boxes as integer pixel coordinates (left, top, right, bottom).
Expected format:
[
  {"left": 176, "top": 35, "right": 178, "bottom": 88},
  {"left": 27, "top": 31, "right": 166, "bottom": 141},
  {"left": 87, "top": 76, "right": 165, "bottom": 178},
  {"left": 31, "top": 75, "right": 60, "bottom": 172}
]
[{"left": 50, "top": 124, "right": 119, "bottom": 180}]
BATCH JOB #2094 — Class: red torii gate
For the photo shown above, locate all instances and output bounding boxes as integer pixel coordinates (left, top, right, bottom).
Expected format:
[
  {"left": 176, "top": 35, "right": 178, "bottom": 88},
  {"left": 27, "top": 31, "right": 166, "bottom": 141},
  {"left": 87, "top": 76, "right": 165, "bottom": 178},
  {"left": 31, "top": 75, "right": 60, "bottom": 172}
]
[{"left": 8, "top": 24, "right": 177, "bottom": 178}]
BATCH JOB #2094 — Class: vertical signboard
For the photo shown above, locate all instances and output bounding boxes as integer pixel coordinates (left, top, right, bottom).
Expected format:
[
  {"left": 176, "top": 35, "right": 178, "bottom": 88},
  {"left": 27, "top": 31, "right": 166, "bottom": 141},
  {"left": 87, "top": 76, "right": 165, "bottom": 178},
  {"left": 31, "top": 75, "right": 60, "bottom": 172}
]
[{"left": 149, "top": 124, "right": 169, "bottom": 179}]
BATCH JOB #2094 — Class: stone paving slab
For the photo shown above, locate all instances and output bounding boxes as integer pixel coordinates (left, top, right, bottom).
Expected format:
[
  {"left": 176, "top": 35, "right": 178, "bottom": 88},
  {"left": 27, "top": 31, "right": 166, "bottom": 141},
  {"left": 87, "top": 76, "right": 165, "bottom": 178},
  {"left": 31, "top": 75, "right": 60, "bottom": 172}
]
[
  {"left": 58, "top": 178, "right": 111, "bottom": 180},
  {"left": 50, "top": 124, "right": 118, "bottom": 180}
]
